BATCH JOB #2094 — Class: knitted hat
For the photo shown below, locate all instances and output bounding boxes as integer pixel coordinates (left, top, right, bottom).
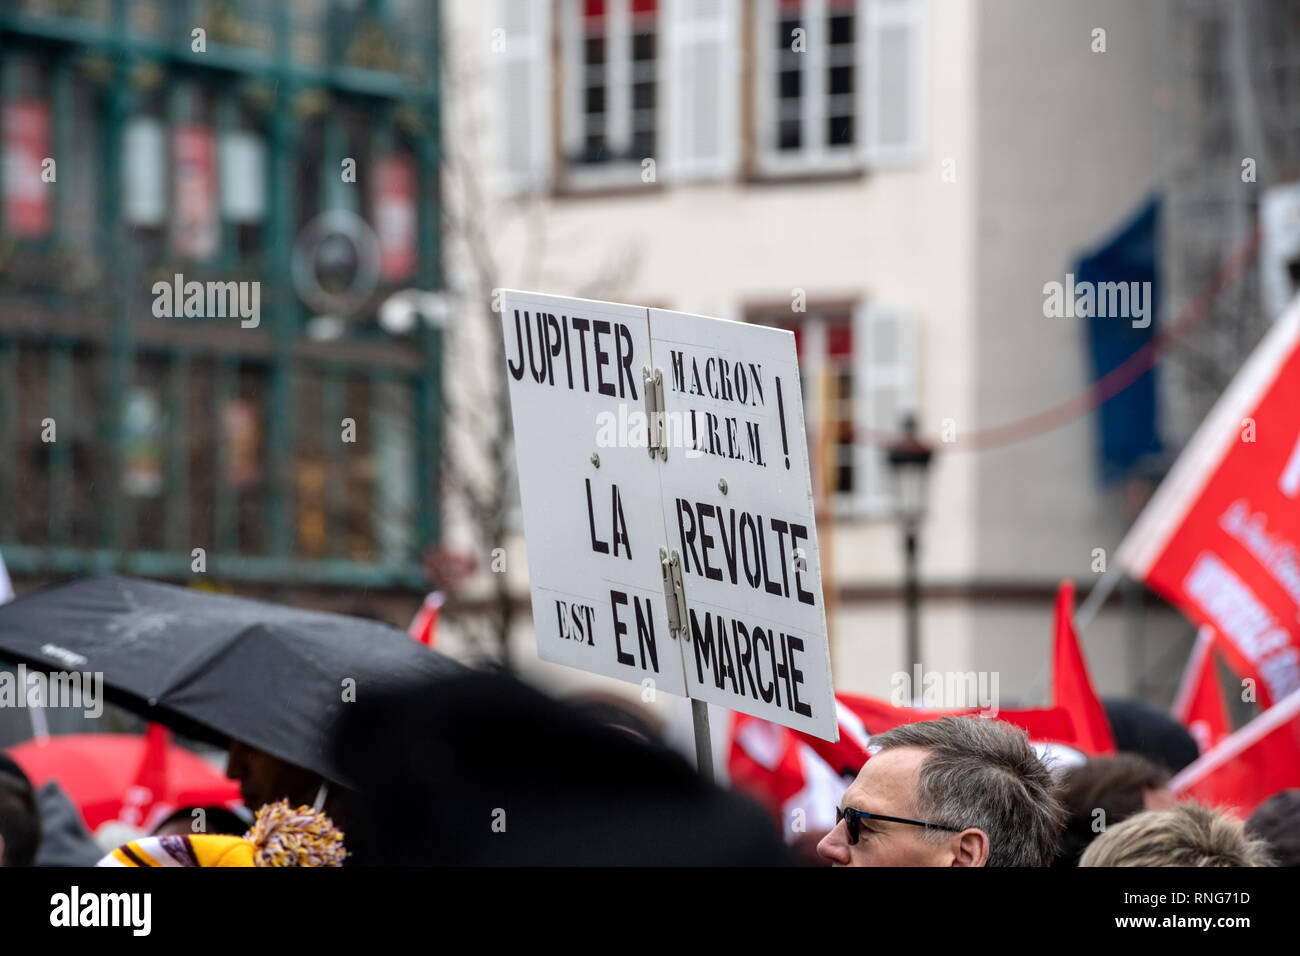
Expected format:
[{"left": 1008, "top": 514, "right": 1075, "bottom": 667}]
[
  {"left": 99, "top": 800, "right": 347, "bottom": 867},
  {"left": 245, "top": 800, "right": 348, "bottom": 867}
]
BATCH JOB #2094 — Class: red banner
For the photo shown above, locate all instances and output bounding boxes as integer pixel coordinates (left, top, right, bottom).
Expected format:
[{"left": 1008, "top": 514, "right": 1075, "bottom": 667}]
[
  {"left": 3, "top": 100, "right": 52, "bottom": 238},
  {"left": 1119, "top": 298, "right": 1300, "bottom": 708},
  {"left": 373, "top": 154, "right": 417, "bottom": 281}
]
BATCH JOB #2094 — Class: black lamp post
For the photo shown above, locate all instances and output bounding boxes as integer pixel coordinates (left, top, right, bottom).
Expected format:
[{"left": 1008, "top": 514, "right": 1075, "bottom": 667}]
[{"left": 886, "top": 415, "right": 934, "bottom": 679}]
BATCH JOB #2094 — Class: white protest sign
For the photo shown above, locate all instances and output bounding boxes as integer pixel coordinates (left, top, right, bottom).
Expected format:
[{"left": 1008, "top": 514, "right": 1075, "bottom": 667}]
[
  {"left": 649, "top": 309, "right": 835, "bottom": 740},
  {"left": 501, "top": 291, "right": 837, "bottom": 741},
  {"left": 502, "top": 291, "right": 688, "bottom": 695}
]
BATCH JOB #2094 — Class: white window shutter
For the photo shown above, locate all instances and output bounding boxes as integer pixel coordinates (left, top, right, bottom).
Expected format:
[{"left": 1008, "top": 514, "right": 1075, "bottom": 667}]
[
  {"left": 753, "top": 0, "right": 778, "bottom": 168},
  {"left": 854, "top": 301, "right": 917, "bottom": 514},
  {"left": 123, "top": 117, "right": 167, "bottom": 226},
  {"left": 859, "top": 0, "right": 924, "bottom": 168},
  {"left": 663, "top": 0, "right": 739, "bottom": 181},
  {"left": 499, "top": 0, "right": 553, "bottom": 195},
  {"left": 559, "top": 0, "right": 583, "bottom": 162}
]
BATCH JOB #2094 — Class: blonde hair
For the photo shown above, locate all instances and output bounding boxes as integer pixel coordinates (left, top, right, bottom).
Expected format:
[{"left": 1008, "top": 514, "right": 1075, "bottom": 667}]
[{"left": 1079, "top": 802, "right": 1274, "bottom": 867}]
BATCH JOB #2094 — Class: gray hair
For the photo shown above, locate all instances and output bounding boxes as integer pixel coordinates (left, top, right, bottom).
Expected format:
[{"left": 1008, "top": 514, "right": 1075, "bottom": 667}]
[{"left": 868, "top": 716, "right": 1066, "bottom": 867}]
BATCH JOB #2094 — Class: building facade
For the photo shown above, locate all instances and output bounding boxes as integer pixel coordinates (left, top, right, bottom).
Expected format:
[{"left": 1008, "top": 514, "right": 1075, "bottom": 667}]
[
  {"left": 440, "top": 0, "right": 1205, "bottom": 748},
  {"left": 0, "top": 0, "right": 445, "bottom": 621}
]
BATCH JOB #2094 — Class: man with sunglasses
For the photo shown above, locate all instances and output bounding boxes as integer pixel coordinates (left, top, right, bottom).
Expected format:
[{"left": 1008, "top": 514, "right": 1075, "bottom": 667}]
[{"left": 817, "top": 716, "right": 1066, "bottom": 866}]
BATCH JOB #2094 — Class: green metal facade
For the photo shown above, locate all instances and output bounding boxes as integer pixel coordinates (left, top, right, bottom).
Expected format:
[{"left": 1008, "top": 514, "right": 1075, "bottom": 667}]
[{"left": 0, "top": 0, "right": 443, "bottom": 591}]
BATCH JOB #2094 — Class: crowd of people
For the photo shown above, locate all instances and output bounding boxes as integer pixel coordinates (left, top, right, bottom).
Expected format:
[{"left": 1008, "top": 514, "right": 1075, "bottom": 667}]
[
  {"left": 812, "top": 715, "right": 1293, "bottom": 867},
  {"left": 1, "top": 672, "right": 1294, "bottom": 866}
]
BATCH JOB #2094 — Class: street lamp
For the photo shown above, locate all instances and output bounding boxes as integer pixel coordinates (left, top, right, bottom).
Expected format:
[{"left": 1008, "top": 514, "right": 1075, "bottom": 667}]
[{"left": 886, "top": 414, "right": 934, "bottom": 681}]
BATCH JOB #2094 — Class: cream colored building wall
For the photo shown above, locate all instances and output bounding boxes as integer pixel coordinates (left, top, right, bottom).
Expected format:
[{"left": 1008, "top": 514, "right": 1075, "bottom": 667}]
[
  {"left": 971, "top": 0, "right": 1176, "bottom": 580},
  {"left": 967, "top": 0, "right": 1189, "bottom": 693},
  {"left": 438, "top": 0, "right": 1189, "bottom": 719}
]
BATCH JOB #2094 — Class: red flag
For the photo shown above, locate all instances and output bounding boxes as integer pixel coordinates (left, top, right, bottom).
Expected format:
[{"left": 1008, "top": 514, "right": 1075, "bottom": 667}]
[
  {"left": 730, "top": 708, "right": 863, "bottom": 840},
  {"left": 1171, "top": 628, "right": 1234, "bottom": 754},
  {"left": 1052, "top": 580, "right": 1115, "bottom": 753},
  {"left": 408, "top": 592, "right": 445, "bottom": 648},
  {"left": 1169, "top": 686, "right": 1300, "bottom": 817},
  {"left": 1118, "top": 297, "right": 1300, "bottom": 708},
  {"left": 120, "top": 723, "right": 170, "bottom": 830},
  {"left": 132, "top": 723, "right": 170, "bottom": 799}
]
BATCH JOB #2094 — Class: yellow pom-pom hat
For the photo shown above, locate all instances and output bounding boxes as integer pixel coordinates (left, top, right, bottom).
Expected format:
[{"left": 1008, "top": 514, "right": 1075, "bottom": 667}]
[{"left": 98, "top": 800, "right": 347, "bottom": 868}]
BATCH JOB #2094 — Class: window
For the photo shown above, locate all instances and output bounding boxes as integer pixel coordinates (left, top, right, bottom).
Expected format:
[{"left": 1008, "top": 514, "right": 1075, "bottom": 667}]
[
  {"left": 498, "top": 0, "right": 741, "bottom": 193},
  {"left": 753, "top": 301, "right": 915, "bottom": 515},
  {"left": 769, "top": 0, "right": 857, "bottom": 160},
  {"left": 497, "top": 0, "right": 923, "bottom": 190},
  {"left": 560, "top": 0, "right": 660, "bottom": 185},
  {"left": 755, "top": 0, "right": 923, "bottom": 176},
  {"left": 759, "top": 307, "right": 859, "bottom": 509}
]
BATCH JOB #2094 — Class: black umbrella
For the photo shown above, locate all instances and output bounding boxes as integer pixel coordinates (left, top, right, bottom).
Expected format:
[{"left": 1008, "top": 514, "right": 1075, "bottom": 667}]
[{"left": 0, "top": 575, "right": 464, "bottom": 791}]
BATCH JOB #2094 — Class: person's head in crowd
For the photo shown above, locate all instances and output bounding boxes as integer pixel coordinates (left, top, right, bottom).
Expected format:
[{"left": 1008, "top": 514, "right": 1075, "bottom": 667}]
[
  {"left": 0, "top": 752, "right": 40, "bottom": 867},
  {"left": 568, "top": 694, "right": 663, "bottom": 747},
  {"left": 152, "top": 805, "right": 251, "bottom": 838},
  {"left": 1103, "top": 698, "right": 1200, "bottom": 773},
  {"left": 330, "top": 670, "right": 791, "bottom": 865},
  {"left": 1080, "top": 802, "right": 1275, "bottom": 867},
  {"left": 1245, "top": 789, "right": 1300, "bottom": 867},
  {"left": 1054, "top": 753, "right": 1173, "bottom": 866},
  {"left": 225, "top": 739, "right": 324, "bottom": 812},
  {"left": 817, "top": 716, "right": 1065, "bottom": 867},
  {"left": 224, "top": 739, "right": 359, "bottom": 855}
]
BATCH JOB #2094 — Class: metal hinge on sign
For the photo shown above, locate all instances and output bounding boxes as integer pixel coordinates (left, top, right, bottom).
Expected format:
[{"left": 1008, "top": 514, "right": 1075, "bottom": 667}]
[
  {"left": 659, "top": 546, "right": 689, "bottom": 640},
  {"left": 642, "top": 365, "right": 667, "bottom": 461}
]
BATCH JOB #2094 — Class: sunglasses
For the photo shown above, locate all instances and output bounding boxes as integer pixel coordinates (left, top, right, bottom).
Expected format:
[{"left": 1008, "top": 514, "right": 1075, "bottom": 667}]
[{"left": 835, "top": 806, "right": 963, "bottom": 845}]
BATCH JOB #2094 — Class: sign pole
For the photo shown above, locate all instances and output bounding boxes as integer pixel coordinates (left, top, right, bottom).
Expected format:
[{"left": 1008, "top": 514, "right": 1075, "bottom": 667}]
[{"left": 691, "top": 698, "right": 715, "bottom": 784}]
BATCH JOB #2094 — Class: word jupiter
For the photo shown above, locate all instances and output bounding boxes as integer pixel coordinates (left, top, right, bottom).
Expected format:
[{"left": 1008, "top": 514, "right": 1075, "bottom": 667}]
[{"left": 506, "top": 308, "right": 640, "bottom": 398}]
